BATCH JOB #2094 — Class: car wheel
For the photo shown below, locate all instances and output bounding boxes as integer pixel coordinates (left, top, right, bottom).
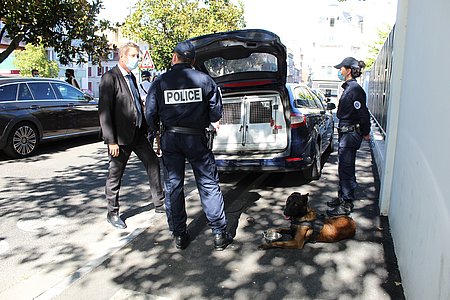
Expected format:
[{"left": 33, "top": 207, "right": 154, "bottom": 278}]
[
  {"left": 4, "top": 123, "right": 39, "bottom": 158},
  {"left": 303, "top": 141, "right": 322, "bottom": 181}
]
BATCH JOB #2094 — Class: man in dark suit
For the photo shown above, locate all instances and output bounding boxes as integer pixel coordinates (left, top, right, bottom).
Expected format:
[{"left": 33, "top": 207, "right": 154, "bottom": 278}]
[{"left": 99, "top": 42, "right": 164, "bottom": 229}]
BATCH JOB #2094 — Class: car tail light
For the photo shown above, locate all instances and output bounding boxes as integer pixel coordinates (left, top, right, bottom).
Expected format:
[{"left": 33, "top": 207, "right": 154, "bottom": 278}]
[
  {"left": 290, "top": 113, "right": 306, "bottom": 128},
  {"left": 286, "top": 157, "right": 303, "bottom": 162}
]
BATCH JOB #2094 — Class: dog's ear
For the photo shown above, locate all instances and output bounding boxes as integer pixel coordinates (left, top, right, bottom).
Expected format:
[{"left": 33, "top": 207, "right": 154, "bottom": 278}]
[{"left": 300, "top": 194, "right": 309, "bottom": 206}]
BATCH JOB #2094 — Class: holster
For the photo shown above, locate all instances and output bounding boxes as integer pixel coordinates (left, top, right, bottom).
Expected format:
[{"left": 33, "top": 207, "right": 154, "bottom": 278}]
[{"left": 205, "top": 125, "right": 216, "bottom": 150}]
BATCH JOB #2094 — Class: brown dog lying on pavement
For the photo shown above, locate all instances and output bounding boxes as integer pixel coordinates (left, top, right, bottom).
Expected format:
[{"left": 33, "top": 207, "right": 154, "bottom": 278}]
[{"left": 258, "top": 192, "right": 356, "bottom": 250}]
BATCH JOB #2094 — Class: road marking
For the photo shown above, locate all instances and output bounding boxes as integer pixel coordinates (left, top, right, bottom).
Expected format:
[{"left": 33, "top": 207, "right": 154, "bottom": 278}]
[
  {"left": 33, "top": 212, "right": 165, "bottom": 300},
  {"left": 33, "top": 186, "right": 200, "bottom": 300},
  {"left": 0, "top": 240, "right": 9, "bottom": 255},
  {"left": 109, "top": 288, "right": 171, "bottom": 300}
]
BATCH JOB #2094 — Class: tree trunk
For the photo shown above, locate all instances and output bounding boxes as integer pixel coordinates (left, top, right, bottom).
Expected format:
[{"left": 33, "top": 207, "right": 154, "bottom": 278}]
[{"left": 0, "top": 34, "right": 24, "bottom": 64}]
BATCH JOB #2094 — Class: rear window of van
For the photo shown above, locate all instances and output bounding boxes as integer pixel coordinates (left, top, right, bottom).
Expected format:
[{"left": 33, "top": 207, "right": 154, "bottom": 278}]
[{"left": 204, "top": 53, "right": 278, "bottom": 78}]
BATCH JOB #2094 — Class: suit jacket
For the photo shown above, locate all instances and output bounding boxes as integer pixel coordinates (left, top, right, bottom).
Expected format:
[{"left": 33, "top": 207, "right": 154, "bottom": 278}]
[{"left": 99, "top": 66, "right": 147, "bottom": 145}]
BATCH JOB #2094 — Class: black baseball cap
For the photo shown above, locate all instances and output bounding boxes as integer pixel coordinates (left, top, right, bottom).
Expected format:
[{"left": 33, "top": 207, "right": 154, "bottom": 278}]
[
  {"left": 334, "top": 57, "right": 359, "bottom": 69},
  {"left": 141, "top": 70, "right": 151, "bottom": 77},
  {"left": 174, "top": 41, "right": 196, "bottom": 59}
]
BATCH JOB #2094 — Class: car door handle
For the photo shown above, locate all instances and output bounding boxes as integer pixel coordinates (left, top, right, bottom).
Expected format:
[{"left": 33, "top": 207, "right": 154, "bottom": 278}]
[
  {"left": 68, "top": 103, "right": 75, "bottom": 107},
  {"left": 239, "top": 125, "right": 248, "bottom": 132},
  {"left": 30, "top": 105, "right": 40, "bottom": 109}
]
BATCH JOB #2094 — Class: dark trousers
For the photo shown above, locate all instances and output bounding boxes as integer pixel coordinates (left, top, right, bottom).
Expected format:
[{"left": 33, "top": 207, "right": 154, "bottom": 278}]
[
  {"left": 160, "top": 132, "right": 227, "bottom": 236},
  {"left": 105, "top": 128, "right": 163, "bottom": 214},
  {"left": 338, "top": 131, "right": 362, "bottom": 201}
]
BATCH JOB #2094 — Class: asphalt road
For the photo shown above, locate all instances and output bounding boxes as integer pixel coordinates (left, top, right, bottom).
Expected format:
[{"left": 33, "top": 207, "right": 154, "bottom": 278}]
[{"left": 0, "top": 134, "right": 404, "bottom": 300}]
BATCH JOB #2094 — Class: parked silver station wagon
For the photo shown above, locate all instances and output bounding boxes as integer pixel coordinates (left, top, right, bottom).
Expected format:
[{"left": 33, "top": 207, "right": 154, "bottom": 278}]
[
  {"left": 189, "top": 29, "right": 335, "bottom": 180},
  {"left": 0, "top": 77, "right": 100, "bottom": 158}
]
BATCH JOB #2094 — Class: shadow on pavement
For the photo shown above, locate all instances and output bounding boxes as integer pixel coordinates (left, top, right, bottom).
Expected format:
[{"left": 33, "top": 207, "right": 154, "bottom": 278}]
[{"left": 57, "top": 141, "right": 405, "bottom": 300}]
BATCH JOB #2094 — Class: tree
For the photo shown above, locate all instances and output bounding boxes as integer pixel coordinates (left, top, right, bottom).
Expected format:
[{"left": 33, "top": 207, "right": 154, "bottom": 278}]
[
  {"left": 122, "top": 0, "right": 245, "bottom": 70},
  {"left": 14, "top": 43, "right": 59, "bottom": 78},
  {"left": 0, "top": 0, "right": 112, "bottom": 65},
  {"left": 365, "top": 26, "right": 392, "bottom": 70}
]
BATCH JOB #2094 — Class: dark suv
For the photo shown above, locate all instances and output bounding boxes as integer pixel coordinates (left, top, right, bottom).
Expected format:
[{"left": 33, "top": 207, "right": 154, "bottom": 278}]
[
  {"left": 189, "top": 29, "right": 335, "bottom": 180},
  {"left": 0, "top": 77, "right": 100, "bottom": 158}
]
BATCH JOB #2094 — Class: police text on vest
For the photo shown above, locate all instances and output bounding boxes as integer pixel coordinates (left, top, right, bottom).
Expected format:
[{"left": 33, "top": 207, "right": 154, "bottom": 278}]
[{"left": 164, "top": 88, "right": 202, "bottom": 104}]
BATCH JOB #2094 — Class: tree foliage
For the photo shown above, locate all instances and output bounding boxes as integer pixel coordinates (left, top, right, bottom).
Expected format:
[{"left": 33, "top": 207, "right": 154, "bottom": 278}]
[
  {"left": 365, "top": 26, "right": 392, "bottom": 70},
  {"left": 0, "top": 0, "right": 113, "bottom": 65},
  {"left": 14, "top": 43, "right": 60, "bottom": 78},
  {"left": 122, "top": 0, "right": 245, "bottom": 70}
]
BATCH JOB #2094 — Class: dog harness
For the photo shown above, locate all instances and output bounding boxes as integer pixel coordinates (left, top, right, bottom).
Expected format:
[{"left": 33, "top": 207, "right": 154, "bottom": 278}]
[{"left": 291, "top": 214, "right": 325, "bottom": 243}]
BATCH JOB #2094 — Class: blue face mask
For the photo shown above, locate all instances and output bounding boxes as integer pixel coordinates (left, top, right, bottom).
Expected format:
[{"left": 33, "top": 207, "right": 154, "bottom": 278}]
[
  {"left": 126, "top": 57, "right": 139, "bottom": 71},
  {"left": 337, "top": 70, "right": 346, "bottom": 81}
]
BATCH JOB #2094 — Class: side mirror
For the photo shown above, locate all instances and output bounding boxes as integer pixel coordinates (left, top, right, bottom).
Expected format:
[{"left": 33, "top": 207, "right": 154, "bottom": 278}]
[
  {"left": 326, "top": 102, "right": 336, "bottom": 110},
  {"left": 84, "top": 94, "right": 94, "bottom": 101}
]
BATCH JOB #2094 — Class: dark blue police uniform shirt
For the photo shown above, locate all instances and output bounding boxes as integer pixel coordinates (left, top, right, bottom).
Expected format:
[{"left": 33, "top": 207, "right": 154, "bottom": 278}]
[
  {"left": 145, "top": 63, "right": 222, "bottom": 133},
  {"left": 337, "top": 79, "right": 371, "bottom": 136}
]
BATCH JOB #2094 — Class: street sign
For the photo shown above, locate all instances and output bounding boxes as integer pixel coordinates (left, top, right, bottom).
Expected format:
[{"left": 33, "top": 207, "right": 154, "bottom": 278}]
[{"left": 140, "top": 50, "right": 155, "bottom": 69}]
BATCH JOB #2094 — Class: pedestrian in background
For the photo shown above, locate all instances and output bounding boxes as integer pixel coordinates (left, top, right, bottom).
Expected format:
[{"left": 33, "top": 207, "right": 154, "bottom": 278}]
[
  {"left": 327, "top": 57, "right": 371, "bottom": 217},
  {"left": 145, "top": 41, "right": 233, "bottom": 251},
  {"left": 31, "top": 69, "right": 39, "bottom": 77},
  {"left": 65, "top": 69, "right": 81, "bottom": 89},
  {"left": 139, "top": 70, "right": 152, "bottom": 105},
  {"left": 99, "top": 42, "right": 165, "bottom": 230}
]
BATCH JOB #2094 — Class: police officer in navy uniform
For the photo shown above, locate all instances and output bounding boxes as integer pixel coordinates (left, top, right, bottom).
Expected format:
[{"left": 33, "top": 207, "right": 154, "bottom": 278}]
[
  {"left": 145, "top": 41, "right": 233, "bottom": 251},
  {"left": 327, "top": 57, "right": 371, "bottom": 216}
]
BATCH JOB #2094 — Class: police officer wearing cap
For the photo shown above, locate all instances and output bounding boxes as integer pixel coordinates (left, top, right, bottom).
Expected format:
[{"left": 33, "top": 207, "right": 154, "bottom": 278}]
[
  {"left": 327, "top": 57, "right": 371, "bottom": 217},
  {"left": 145, "top": 41, "right": 233, "bottom": 251}
]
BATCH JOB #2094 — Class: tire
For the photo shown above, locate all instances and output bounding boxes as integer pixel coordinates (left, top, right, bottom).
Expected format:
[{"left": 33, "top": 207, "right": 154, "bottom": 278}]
[
  {"left": 303, "top": 141, "right": 322, "bottom": 181},
  {"left": 4, "top": 123, "right": 39, "bottom": 158}
]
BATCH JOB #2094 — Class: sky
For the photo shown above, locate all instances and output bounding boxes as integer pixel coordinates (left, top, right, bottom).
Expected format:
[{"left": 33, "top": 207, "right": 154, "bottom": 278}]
[
  {"left": 99, "top": 0, "right": 324, "bottom": 44},
  {"left": 98, "top": 0, "right": 397, "bottom": 51}
]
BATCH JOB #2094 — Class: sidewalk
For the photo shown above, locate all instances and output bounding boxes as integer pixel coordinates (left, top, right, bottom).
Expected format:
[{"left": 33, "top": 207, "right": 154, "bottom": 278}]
[{"left": 52, "top": 139, "right": 405, "bottom": 300}]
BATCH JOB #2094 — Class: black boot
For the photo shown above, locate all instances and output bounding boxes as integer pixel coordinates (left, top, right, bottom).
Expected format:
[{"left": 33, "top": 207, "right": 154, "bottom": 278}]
[
  {"left": 326, "top": 197, "right": 342, "bottom": 207},
  {"left": 174, "top": 232, "right": 190, "bottom": 250},
  {"left": 214, "top": 232, "right": 233, "bottom": 251},
  {"left": 327, "top": 201, "right": 354, "bottom": 217}
]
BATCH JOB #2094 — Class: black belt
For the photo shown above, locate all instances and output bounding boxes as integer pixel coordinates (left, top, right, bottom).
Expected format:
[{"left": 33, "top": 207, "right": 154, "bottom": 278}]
[
  {"left": 164, "top": 126, "right": 205, "bottom": 135},
  {"left": 338, "top": 124, "right": 359, "bottom": 133}
]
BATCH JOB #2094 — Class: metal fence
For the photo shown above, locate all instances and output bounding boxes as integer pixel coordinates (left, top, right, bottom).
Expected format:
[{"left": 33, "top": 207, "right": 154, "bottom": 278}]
[{"left": 365, "top": 27, "right": 395, "bottom": 138}]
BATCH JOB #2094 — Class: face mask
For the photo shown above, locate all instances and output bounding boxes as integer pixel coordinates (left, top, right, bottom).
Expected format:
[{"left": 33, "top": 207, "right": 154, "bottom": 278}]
[
  {"left": 33, "top": 75, "right": 39, "bottom": 78},
  {"left": 337, "top": 70, "right": 346, "bottom": 81},
  {"left": 126, "top": 57, "right": 139, "bottom": 71}
]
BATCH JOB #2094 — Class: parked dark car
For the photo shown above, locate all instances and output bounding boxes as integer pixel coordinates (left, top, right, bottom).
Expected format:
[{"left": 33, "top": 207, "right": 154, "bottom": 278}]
[
  {"left": 189, "top": 29, "right": 335, "bottom": 180},
  {"left": 0, "top": 77, "right": 100, "bottom": 158}
]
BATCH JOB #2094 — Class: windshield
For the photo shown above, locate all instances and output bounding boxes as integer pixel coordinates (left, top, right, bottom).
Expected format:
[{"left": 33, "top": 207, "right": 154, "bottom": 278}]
[{"left": 203, "top": 53, "right": 278, "bottom": 78}]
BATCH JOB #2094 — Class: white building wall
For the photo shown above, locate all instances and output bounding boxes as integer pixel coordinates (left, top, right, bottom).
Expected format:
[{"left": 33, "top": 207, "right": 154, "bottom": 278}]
[{"left": 383, "top": 0, "right": 450, "bottom": 299}]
